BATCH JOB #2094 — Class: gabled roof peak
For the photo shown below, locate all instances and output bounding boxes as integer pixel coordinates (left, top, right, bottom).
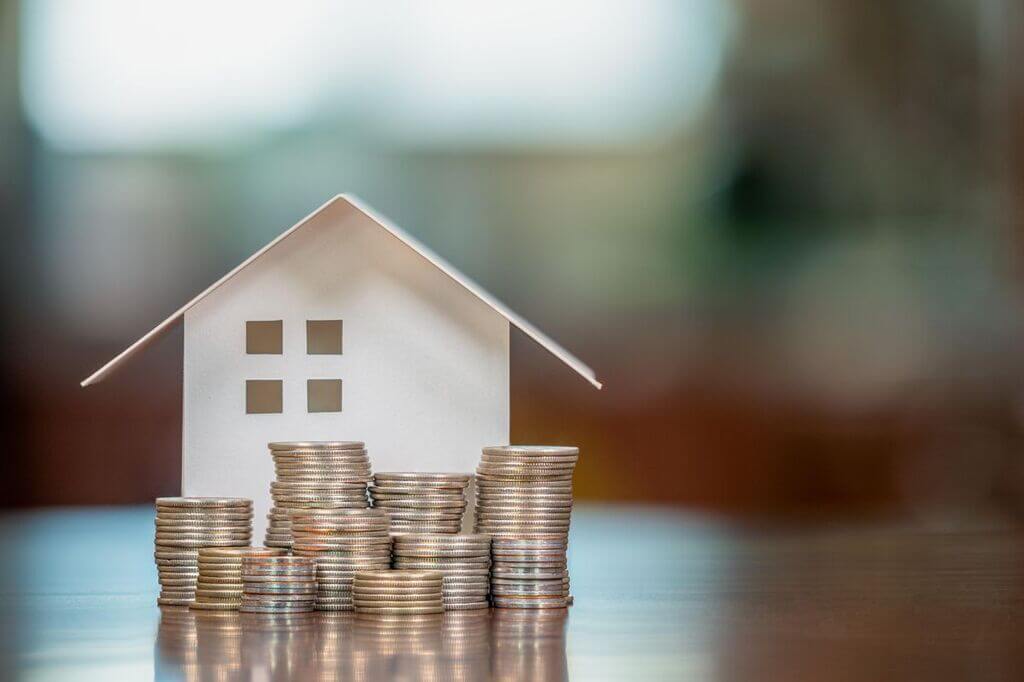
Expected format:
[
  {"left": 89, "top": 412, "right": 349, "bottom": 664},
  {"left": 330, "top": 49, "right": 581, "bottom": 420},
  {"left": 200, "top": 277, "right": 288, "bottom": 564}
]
[{"left": 81, "top": 194, "right": 601, "bottom": 389}]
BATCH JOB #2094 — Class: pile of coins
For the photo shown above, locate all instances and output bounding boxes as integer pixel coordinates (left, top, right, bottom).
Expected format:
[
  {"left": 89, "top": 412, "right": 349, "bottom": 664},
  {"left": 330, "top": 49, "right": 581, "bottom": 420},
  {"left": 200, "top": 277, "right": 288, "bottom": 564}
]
[
  {"left": 352, "top": 570, "right": 445, "bottom": 615},
  {"left": 369, "top": 473, "right": 470, "bottom": 534},
  {"left": 474, "top": 446, "right": 577, "bottom": 539},
  {"left": 491, "top": 536, "right": 570, "bottom": 608},
  {"left": 154, "top": 497, "right": 253, "bottom": 606},
  {"left": 241, "top": 556, "right": 317, "bottom": 614},
  {"left": 191, "top": 546, "right": 286, "bottom": 610},
  {"left": 290, "top": 508, "right": 392, "bottom": 611},
  {"left": 392, "top": 534, "right": 491, "bottom": 610},
  {"left": 475, "top": 445, "right": 577, "bottom": 607},
  {"left": 265, "top": 441, "right": 372, "bottom": 548}
]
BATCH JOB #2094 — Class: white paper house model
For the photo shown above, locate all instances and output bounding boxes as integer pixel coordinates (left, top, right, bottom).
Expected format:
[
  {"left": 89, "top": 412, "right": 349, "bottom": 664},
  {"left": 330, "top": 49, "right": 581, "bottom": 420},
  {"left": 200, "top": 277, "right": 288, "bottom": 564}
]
[{"left": 81, "top": 195, "right": 600, "bottom": 537}]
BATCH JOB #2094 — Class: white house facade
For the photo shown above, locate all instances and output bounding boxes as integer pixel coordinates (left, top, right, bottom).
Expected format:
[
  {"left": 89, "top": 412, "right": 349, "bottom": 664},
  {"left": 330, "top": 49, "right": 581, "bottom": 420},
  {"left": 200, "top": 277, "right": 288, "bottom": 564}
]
[{"left": 181, "top": 200, "right": 509, "bottom": 537}]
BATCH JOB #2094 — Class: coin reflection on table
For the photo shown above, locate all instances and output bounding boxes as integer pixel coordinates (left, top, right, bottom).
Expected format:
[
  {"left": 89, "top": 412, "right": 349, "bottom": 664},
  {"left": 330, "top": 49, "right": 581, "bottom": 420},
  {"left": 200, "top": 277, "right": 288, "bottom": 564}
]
[
  {"left": 157, "top": 604, "right": 568, "bottom": 681},
  {"left": 492, "top": 607, "right": 569, "bottom": 682}
]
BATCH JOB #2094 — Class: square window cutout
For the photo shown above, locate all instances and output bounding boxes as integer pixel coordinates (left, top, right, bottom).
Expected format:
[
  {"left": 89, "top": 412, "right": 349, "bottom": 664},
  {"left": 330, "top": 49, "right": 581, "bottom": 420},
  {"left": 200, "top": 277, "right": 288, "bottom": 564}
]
[
  {"left": 246, "top": 380, "right": 282, "bottom": 414},
  {"left": 308, "top": 379, "right": 342, "bottom": 413},
  {"left": 307, "top": 320, "right": 343, "bottom": 355},
  {"left": 246, "top": 320, "right": 282, "bottom": 354}
]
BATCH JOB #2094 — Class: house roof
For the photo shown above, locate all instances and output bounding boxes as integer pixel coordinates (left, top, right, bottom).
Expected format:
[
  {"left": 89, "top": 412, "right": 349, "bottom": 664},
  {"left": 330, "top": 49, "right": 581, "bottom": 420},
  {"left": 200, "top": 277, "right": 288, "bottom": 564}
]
[{"left": 81, "top": 194, "right": 602, "bottom": 389}]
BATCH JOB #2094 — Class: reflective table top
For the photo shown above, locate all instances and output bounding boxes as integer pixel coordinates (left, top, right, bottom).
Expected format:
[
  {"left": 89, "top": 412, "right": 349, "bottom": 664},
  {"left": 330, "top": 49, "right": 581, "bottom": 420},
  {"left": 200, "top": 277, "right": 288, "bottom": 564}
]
[{"left": 1, "top": 505, "right": 1022, "bottom": 681}]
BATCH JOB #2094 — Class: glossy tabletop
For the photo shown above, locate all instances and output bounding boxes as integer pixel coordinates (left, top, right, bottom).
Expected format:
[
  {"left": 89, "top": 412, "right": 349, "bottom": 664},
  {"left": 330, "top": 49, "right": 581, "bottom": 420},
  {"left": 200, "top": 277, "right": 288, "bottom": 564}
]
[{"left": 0, "top": 506, "right": 1022, "bottom": 681}]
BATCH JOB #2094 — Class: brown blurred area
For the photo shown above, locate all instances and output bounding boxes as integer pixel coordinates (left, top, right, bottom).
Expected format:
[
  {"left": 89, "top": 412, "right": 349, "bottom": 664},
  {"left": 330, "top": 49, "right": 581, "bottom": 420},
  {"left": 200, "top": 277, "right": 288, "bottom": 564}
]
[{"left": 3, "top": 1, "right": 1024, "bottom": 524}]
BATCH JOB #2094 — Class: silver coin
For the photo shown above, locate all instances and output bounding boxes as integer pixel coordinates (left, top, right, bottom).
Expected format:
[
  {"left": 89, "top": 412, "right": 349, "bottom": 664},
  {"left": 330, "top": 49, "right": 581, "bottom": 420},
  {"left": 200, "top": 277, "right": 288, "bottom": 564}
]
[
  {"left": 156, "top": 496, "right": 251, "bottom": 507},
  {"left": 370, "top": 500, "right": 466, "bottom": 510},
  {"left": 159, "top": 591, "right": 196, "bottom": 599},
  {"left": 156, "top": 540, "right": 252, "bottom": 549},
  {"left": 354, "top": 605, "right": 444, "bottom": 615},
  {"left": 392, "top": 545, "right": 489, "bottom": 555},
  {"left": 482, "top": 445, "right": 578, "bottom": 456},
  {"left": 392, "top": 557, "right": 490, "bottom": 567},
  {"left": 353, "top": 569, "right": 443, "bottom": 581},
  {"left": 491, "top": 537, "right": 568, "bottom": 548},
  {"left": 492, "top": 568, "right": 567, "bottom": 580},
  {"left": 156, "top": 511, "right": 254, "bottom": 521},
  {"left": 239, "top": 604, "right": 315, "bottom": 614},
  {"left": 441, "top": 574, "right": 491, "bottom": 583},
  {"left": 444, "top": 601, "right": 489, "bottom": 611},
  {"left": 269, "top": 440, "right": 365, "bottom": 450},
  {"left": 271, "top": 480, "right": 369, "bottom": 490},
  {"left": 392, "top": 533, "right": 490, "bottom": 544},
  {"left": 475, "top": 479, "right": 572, "bottom": 489},
  {"left": 374, "top": 472, "right": 471, "bottom": 483},
  {"left": 352, "top": 590, "right": 444, "bottom": 601},
  {"left": 491, "top": 597, "right": 567, "bottom": 609}
]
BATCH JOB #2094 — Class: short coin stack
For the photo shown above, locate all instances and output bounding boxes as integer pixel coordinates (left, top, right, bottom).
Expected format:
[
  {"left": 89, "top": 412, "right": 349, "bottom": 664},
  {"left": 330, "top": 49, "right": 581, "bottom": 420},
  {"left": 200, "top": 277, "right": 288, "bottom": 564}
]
[
  {"left": 391, "top": 534, "right": 491, "bottom": 610},
  {"left": 240, "top": 556, "right": 317, "bottom": 614},
  {"left": 352, "top": 570, "right": 445, "bottom": 615},
  {"left": 265, "top": 441, "right": 372, "bottom": 549},
  {"left": 154, "top": 497, "right": 253, "bottom": 606},
  {"left": 490, "top": 536, "right": 570, "bottom": 608},
  {"left": 369, "top": 473, "right": 471, "bottom": 534},
  {"left": 191, "top": 546, "right": 286, "bottom": 610},
  {"left": 290, "top": 508, "right": 392, "bottom": 611}
]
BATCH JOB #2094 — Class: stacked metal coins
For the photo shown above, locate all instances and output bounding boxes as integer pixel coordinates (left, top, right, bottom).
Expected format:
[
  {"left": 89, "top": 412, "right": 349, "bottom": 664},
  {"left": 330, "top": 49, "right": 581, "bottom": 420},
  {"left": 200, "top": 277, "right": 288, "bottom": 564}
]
[
  {"left": 491, "top": 536, "right": 570, "bottom": 608},
  {"left": 391, "top": 534, "right": 491, "bottom": 610},
  {"left": 369, "top": 473, "right": 470, "bottom": 534},
  {"left": 475, "top": 445, "right": 578, "bottom": 608},
  {"left": 352, "top": 570, "right": 445, "bottom": 615},
  {"left": 154, "top": 497, "right": 253, "bottom": 606},
  {"left": 191, "top": 546, "right": 286, "bottom": 610},
  {"left": 265, "top": 441, "right": 372, "bottom": 548},
  {"left": 290, "top": 508, "right": 392, "bottom": 611},
  {"left": 240, "top": 556, "right": 317, "bottom": 614}
]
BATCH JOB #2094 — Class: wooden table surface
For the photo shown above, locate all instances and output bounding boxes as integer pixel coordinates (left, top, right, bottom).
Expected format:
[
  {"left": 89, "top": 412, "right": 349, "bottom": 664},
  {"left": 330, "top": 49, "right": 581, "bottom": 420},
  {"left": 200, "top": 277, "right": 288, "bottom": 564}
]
[{"left": 0, "top": 505, "right": 1022, "bottom": 681}]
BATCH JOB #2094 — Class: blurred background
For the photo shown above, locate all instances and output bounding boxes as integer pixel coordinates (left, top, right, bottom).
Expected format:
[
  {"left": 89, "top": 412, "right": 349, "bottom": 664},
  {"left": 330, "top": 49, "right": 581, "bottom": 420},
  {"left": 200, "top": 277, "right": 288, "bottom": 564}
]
[{"left": 2, "top": 0, "right": 1023, "bottom": 524}]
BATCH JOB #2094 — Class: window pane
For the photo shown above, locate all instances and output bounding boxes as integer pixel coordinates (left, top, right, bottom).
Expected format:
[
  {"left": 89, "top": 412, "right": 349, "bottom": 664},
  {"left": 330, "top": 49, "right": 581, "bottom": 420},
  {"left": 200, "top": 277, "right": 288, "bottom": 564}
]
[
  {"left": 307, "top": 379, "right": 342, "bottom": 413},
  {"left": 246, "top": 379, "right": 282, "bottom": 414},
  {"left": 246, "top": 320, "right": 282, "bottom": 354},
  {"left": 306, "top": 320, "right": 343, "bottom": 355}
]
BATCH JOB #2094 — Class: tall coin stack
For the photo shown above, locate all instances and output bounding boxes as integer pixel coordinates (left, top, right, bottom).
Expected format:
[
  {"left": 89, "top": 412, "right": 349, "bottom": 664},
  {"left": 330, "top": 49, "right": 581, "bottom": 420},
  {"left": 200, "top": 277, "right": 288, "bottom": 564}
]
[
  {"left": 352, "top": 570, "right": 445, "bottom": 615},
  {"left": 391, "top": 534, "right": 491, "bottom": 610},
  {"left": 490, "top": 536, "right": 570, "bottom": 608},
  {"left": 369, "top": 473, "right": 470, "bottom": 534},
  {"left": 290, "top": 508, "right": 392, "bottom": 611},
  {"left": 240, "top": 556, "right": 317, "bottom": 614},
  {"left": 474, "top": 445, "right": 578, "bottom": 607},
  {"left": 154, "top": 497, "right": 253, "bottom": 606},
  {"left": 265, "top": 441, "right": 372, "bottom": 549},
  {"left": 191, "top": 546, "right": 286, "bottom": 610}
]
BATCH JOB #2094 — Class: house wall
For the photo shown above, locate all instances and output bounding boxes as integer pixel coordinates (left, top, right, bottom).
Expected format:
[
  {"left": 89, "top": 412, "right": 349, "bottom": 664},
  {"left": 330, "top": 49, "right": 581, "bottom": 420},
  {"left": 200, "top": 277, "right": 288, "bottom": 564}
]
[{"left": 182, "top": 201, "right": 509, "bottom": 538}]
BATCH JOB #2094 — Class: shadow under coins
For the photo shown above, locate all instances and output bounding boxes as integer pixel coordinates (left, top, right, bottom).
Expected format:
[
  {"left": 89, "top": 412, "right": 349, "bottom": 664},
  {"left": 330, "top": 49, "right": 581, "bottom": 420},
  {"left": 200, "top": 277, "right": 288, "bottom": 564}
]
[{"left": 155, "top": 606, "right": 569, "bottom": 681}]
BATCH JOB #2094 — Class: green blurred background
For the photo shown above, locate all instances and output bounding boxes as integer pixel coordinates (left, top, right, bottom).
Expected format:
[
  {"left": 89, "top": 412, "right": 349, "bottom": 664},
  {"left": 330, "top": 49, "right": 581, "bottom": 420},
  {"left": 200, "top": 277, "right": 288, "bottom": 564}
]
[{"left": 2, "top": 1, "right": 1023, "bottom": 523}]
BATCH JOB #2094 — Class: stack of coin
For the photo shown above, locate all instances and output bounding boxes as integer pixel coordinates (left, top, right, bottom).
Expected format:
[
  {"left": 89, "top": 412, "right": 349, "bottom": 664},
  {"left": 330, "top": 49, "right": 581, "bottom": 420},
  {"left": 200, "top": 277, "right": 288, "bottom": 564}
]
[
  {"left": 240, "top": 556, "right": 317, "bottom": 614},
  {"left": 154, "top": 497, "right": 253, "bottom": 606},
  {"left": 369, "top": 473, "right": 470, "bottom": 534},
  {"left": 191, "top": 546, "right": 286, "bottom": 610},
  {"left": 391, "top": 534, "right": 491, "bottom": 610},
  {"left": 265, "top": 441, "right": 372, "bottom": 548},
  {"left": 290, "top": 508, "right": 392, "bottom": 611},
  {"left": 490, "top": 536, "right": 569, "bottom": 608},
  {"left": 474, "top": 446, "right": 577, "bottom": 540},
  {"left": 352, "top": 570, "right": 445, "bottom": 615}
]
